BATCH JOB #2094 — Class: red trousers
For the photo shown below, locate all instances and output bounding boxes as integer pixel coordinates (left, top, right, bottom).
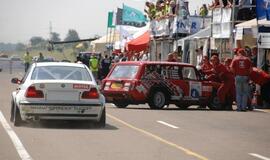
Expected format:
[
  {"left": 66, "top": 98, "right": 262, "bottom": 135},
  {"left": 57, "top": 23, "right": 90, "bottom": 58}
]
[{"left": 217, "top": 80, "right": 235, "bottom": 104}]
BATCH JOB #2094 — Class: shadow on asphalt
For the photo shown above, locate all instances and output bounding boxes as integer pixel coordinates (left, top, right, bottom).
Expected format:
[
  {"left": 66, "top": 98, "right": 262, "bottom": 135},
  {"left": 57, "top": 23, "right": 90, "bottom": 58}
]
[
  {"left": 19, "top": 120, "right": 118, "bottom": 130},
  {"left": 109, "top": 106, "right": 237, "bottom": 112}
]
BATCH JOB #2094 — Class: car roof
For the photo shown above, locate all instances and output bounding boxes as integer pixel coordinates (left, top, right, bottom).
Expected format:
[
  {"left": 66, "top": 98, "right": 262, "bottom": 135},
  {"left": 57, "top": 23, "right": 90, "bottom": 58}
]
[
  {"left": 34, "top": 62, "right": 85, "bottom": 68},
  {"left": 116, "top": 61, "right": 195, "bottom": 67}
]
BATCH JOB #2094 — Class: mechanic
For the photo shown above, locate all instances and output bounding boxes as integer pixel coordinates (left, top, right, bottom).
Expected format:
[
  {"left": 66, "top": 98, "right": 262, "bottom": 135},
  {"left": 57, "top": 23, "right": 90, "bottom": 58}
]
[
  {"left": 208, "top": 55, "right": 235, "bottom": 110},
  {"left": 230, "top": 48, "right": 253, "bottom": 111},
  {"left": 200, "top": 56, "right": 213, "bottom": 76},
  {"left": 249, "top": 67, "right": 270, "bottom": 107}
]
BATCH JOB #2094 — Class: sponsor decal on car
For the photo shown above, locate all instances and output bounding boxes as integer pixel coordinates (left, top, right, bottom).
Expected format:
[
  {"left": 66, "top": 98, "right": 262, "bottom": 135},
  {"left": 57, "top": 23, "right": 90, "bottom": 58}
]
[{"left": 73, "top": 84, "right": 90, "bottom": 89}]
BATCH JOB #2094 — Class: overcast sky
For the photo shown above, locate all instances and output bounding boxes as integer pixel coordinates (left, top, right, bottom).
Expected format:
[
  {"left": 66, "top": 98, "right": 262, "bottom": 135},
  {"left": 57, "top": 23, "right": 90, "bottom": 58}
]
[{"left": 0, "top": 0, "right": 211, "bottom": 43}]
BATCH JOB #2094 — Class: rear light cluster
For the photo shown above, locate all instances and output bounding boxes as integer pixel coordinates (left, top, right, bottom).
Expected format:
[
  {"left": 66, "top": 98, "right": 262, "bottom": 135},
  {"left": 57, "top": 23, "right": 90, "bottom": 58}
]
[
  {"left": 82, "top": 88, "right": 99, "bottom": 99},
  {"left": 25, "top": 86, "right": 44, "bottom": 98},
  {"left": 123, "top": 82, "right": 131, "bottom": 91},
  {"left": 104, "top": 82, "right": 111, "bottom": 91}
]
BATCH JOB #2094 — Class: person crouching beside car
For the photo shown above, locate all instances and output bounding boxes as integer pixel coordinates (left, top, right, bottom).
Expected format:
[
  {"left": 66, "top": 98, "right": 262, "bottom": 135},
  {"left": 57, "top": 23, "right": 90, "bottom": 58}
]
[{"left": 208, "top": 55, "right": 235, "bottom": 110}]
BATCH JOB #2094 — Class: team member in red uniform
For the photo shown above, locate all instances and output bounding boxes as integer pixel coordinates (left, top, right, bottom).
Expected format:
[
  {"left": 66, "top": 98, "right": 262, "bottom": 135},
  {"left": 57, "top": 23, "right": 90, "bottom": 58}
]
[
  {"left": 249, "top": 67, "right": 270, "bottom": 105},
  {"left": 209, "top": 55, "right": 235, "bottom": 109},
  {"left": 201, "top": 56, "right": 213, "bottom": 76},
  {"left": 230, "top": 49, "right": 252, "bottom": 111}
]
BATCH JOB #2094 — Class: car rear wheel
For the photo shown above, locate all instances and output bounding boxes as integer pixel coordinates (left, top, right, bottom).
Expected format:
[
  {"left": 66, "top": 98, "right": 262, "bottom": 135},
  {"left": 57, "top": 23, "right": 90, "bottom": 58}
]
[
  {"left": 148, "top": 90, "right": 167, "bottom": 109},
  {"left": 14, "top": 105, "right": 22, "bottom": 127},
  {"left": 96, "top": 108, "right": 106, "bottom": 128},
  {"left": 10, "top": 100, "right": 15, "bottom": 122}
]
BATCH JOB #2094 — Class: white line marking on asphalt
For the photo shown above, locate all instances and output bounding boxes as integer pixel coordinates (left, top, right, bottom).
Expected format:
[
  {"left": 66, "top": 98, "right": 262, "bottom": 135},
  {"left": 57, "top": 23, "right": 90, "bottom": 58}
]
[
  {"left": 0, "top": 110, "right": 32, "bottom": 160},
  {"left": 249, "top": 153, "right": 270, "bottom": 160},
  {"left": 254, "top": 109, "right": 270, "bottom": 113},
  {"left": 157, "top": 120, "right": 179, "bottom": 129}
]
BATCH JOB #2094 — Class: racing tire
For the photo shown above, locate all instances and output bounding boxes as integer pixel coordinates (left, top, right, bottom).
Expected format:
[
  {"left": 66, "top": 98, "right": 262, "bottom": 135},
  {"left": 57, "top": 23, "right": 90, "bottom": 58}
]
[
  {"left": 96, "top": 108, "right": 106, "bottom": 128},
  {"left": 10, "top": 100, "right": 15, "bottom": 122},
  {"left": 148, "top": 89, "right": 168, "bottom": 109},
  {"left": 14, "top": 105, "right": 22, "bottom": 127},
  {"left": 176, "top": 104, "right": 189, "bottom": 110},
  {"left": 114, "top": 103, "right": 128, "bottom": 108},
  {"left": 208, "top": 90, "right": 223, "bottom": 110}
]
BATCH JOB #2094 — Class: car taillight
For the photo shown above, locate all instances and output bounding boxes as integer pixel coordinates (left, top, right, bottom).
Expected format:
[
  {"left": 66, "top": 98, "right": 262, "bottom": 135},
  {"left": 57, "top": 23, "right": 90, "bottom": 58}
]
[
  {"left": 123, "top": 82, "right": 131, "bottom": 91},
  {"left": 25, "top": 86, "right": 44, "bottom": 98},
  {"left": 82, "top": 88, "right": 99, "bottom": 99},
  {"left": 104, "top": 81, "right": 111, "bottom": 91}
]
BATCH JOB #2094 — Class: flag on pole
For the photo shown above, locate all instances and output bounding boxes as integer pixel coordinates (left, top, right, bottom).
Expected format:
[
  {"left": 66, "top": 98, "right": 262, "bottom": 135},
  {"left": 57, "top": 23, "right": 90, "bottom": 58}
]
[
  {"left": 256, "top": 0, "right": 270, "bottom": 20},
  {"left": 107, "top": 12, "right": 115, "bottom": 28},
  {"left": 122, "top": 4, "right": 146, "bottom": 24}
]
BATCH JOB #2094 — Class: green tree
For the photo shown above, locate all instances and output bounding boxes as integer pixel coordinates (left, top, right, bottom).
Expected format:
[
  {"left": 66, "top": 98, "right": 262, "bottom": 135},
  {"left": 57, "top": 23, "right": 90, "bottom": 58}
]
[
  {"left": 64, "top": 29, "right": 80, "bottom": 42},
  {"left": 15, "top": 43, "right": 26, "bottom": 51},
  {"left": 50, "top": 32, "right": 61, "bottom": 42},
  {"left": 30, "top": 36, "right": 46, "bottom": 46}
]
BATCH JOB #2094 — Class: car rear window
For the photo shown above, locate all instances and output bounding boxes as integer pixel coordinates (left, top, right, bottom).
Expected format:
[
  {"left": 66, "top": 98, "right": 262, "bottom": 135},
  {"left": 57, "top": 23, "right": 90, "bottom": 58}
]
[
  {"left": 108, "top": 65, "right": 139, "bottom": 79},
  {"left": 31, "top": 66, "right": 92, "bottom": 81}
]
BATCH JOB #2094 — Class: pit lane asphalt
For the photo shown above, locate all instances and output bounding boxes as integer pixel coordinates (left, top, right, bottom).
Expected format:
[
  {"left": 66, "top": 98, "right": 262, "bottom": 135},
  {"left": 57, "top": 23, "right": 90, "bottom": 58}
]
[{"left": 0, "top": 71, "right": 270, "bottom": 160}]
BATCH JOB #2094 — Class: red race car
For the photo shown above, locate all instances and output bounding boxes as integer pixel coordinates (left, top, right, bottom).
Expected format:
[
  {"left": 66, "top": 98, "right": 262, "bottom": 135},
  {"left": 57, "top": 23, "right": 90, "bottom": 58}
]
[{"left": 101, "top": 61, "right": 230, "bottom": 110}]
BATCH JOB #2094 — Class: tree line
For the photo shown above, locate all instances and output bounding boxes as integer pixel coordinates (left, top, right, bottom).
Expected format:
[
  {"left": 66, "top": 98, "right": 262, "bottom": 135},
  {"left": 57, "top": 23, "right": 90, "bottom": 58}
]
[{"left": 0, "top": 29, "right": 84, "bottom": 52}]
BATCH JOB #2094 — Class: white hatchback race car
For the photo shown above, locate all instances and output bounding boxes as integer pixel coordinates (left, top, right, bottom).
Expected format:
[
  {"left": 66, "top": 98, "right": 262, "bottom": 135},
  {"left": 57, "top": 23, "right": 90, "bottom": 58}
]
[{"left": 10, "top": 62, "right": 106, "bottom": 127}]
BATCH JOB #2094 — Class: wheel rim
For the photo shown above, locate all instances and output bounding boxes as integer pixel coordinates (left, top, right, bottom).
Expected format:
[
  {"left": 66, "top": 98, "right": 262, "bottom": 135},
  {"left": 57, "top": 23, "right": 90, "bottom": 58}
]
[{"left": 154, "top": 92, "right": 165, "bottom": 108}]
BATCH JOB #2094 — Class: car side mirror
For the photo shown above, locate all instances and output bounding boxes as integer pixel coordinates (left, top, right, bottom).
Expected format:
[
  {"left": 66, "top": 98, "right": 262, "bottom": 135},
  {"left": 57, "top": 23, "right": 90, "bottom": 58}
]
[{"left": 11, "top": 78, "right": 21, "bottom": 84}]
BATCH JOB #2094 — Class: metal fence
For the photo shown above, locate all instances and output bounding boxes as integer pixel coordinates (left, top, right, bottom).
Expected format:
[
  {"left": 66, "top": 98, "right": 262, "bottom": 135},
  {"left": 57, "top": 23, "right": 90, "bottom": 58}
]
[{"left": 0, "top": 58, "right": 24, "bottom": 73}]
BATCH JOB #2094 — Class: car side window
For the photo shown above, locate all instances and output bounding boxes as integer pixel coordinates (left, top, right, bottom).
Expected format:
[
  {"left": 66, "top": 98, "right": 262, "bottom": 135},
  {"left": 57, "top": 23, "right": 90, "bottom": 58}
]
[{"left": 182, "top": 67, "right": 198, "bottom": 80}]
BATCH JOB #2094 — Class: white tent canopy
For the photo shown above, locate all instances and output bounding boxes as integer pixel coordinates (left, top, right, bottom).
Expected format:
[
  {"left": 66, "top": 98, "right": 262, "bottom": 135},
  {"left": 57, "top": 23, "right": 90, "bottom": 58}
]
[
  {"left": 235, "top": 18, "right": 270, "bottom": 28},
  {"left": 90, "top": 32, "right": 120, "bottom": 53}
]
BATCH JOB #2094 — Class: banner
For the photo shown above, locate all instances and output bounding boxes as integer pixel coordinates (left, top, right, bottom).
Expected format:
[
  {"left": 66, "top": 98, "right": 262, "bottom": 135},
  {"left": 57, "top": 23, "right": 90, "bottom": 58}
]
[
  {"left": 213, "top": 8, "right": 222, "bottom": 24},
  {"left": 107, "top": 12, "right": 115, "bottom": 28},
  {"left": 122, "top": 4, "right": 146, "bottom": 24},
  {"left": 212, "top": 8, "right": 232, "bottom": 38},
  {"left": 222, "top": 8, "right": 232, "bottom": 23},
  {"left": 150, "top": 19, "right": 170, "bottom": 37},
  {"left": 256, "top": 0, "right": 270, "bottom": 20},
  {"left": 235, "top": 27, "right": 243, "bottom": 40},
  {"left": 173, "top": 17, "right": 202, "bottom": 34}
]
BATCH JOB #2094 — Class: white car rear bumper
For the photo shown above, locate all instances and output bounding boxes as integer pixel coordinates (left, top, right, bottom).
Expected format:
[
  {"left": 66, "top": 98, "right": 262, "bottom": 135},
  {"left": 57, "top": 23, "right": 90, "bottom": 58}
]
[{"left": 19, "top": 103, "right": 104, "bottom": 121}]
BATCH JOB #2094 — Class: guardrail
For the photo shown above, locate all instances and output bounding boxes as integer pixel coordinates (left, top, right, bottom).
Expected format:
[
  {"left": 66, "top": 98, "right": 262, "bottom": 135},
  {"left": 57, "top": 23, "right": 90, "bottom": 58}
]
[{"left": 0, "top": 58, "right": 24, "bottom": 74}]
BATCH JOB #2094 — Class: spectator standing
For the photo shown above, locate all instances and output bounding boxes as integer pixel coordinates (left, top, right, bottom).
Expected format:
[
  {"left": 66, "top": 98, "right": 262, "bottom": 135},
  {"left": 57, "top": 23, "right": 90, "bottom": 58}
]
[
  {"left": 230, "top": 49, "right": 253, "bottom": 111},
  {"left": 23, "top": 52, "right": 32, "bottom": 72},
  {"left": 199, "top": 4, "right": 208, "bottom": 17},
  {"left": 37, "top": 52, "right": 44, "bottom": 62},
  {"left": 101, "top": 55, "right": 111, "bottom": 79}
]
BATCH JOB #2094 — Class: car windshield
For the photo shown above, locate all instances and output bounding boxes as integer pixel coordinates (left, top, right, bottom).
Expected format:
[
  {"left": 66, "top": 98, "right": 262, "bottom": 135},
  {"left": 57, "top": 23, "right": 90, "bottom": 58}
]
[
  {"left": 108, "top": 65, "right": 139, "bottom": 79},
  {"left": 31, "top": 66, "right": 92, "bottom": 81}
]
